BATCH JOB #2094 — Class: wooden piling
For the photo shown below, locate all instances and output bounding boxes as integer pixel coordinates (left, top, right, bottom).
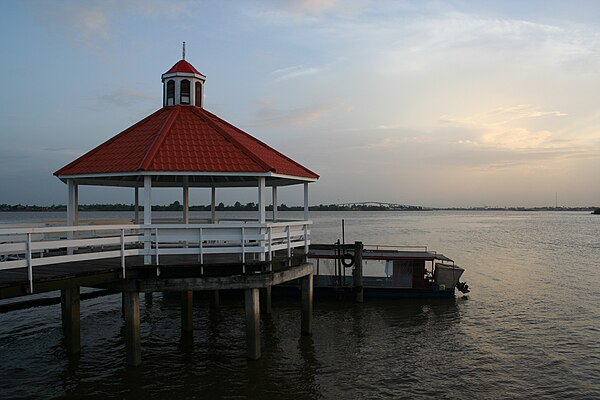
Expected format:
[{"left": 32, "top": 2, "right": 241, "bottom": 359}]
[
  {"left": 181, "top": 290, "right": 193, "bottom": 333},
  {"left": 244, "top": 288, "right": 260, "bottom": 359},
  {"left": 123, "top": 291, "right": 141, "bottom": 366},
  {"left": 260, "top": 286, "right": 272, "bottom": 315},
  {"left": 354, "top": 241, "right": 364, "bottom": 303},
  {"left": 60, "top": 286, "right": 80, "bottom": 355},
  {"left": 209, "top": 289, "right": 220, "bottom": 309},
  {"left": 301, "top": 274, "right": 313, "bottom": 335}
]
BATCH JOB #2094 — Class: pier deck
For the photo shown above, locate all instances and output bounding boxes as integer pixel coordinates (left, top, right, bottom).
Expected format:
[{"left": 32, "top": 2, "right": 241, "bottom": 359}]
[
  {"left": 0, "top": 253, "right": 305, "bottom": 300},
  {"left": 0, "top": 222, "right": 314, "bottom": 364}
]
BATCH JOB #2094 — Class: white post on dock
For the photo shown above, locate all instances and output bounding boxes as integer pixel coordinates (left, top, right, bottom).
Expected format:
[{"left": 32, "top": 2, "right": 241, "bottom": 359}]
[
  {"left": 272, "top": 185, "right": 278, "bottom": 223},
  {"left": 66, "top": 179, "right": 78, "bottom": 256},
  {"left": 143, "top": 175, "right": 152, "bottom": 265},
  {"left": 258, "top": 177, "right": 266, "bottom": 224},
  {"left": 258, "top": 177, "right": 266, "bottom": 262},
  {"left": 303, "top": 183, "right": 309, "bottom": 221},
  {"left": 183, "top": 176, "right": 189, "bottom": 224},
  {"left": 303, "top": 182, "right": 310, "bottom": 256},
  {"left": 134, "top": 186, "right": 140, "bottom": 224},
  {"left": 211, "top": 186, "right": 216, "bottom": 224}
]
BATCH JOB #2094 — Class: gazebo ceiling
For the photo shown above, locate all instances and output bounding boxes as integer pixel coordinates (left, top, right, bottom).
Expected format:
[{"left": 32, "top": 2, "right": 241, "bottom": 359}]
[{"left": 67, "top": 173, "right": 314, "bottom": 188}]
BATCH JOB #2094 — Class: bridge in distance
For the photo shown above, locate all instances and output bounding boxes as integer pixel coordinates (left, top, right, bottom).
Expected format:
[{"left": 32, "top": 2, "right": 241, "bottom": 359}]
[{"left": 330, "top": 202, "right": 423, "bottom": 210}]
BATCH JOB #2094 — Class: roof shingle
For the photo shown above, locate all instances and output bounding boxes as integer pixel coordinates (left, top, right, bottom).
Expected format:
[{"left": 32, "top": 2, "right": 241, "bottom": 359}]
[{"left": 54, "top": 106, "right": 319, "bottom": 180}]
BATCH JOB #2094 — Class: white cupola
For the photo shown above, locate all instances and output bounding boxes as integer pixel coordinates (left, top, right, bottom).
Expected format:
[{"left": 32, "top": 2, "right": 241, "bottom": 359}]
[{"left": 161, "top": 42, "right": 206, "bottom": 108}]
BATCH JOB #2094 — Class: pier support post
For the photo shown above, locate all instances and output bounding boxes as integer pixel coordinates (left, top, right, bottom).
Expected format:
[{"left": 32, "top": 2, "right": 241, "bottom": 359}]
[
  {"left": 301, "top": 274, "right": 313, "bottom": 335},
  {"left": 60, "top": 286, "right": 80, "bottom": 355},
  {"left": 244, "top": 288, "right": 261, "bottom": 359},
  {"left": 209, "top": 290, "right": 220, "bottom": 309},
  {"left": 260, "top": 287, "right": 272, "bottom": 315},
  {"left": 181, "top": 290, "right": 193, "bottom": 334},
  {"left": 354, "top": 241, "right": 364, "bottom": 303},
  {"left": 123, "top": 291, "right": 141, "bottom": 366}
]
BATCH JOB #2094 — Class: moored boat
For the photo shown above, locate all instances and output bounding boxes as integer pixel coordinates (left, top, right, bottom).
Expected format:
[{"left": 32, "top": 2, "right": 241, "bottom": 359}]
[{"left": 278, "top": 243, "right": 469, "bottom": 298}]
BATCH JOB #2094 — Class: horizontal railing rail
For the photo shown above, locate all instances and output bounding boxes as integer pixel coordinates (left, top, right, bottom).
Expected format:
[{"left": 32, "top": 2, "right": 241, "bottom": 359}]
[{"left": 0, "top": 220, "right": 312, "bottom": 294}]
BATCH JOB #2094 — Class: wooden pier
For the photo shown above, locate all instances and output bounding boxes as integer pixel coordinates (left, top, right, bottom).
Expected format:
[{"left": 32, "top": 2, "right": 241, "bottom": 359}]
[
  {"left": 0, "top": 223, "right": 314, "bottom": 366},
  {"left": 1, "top": 52, "right": 324, "bottom": 367}
]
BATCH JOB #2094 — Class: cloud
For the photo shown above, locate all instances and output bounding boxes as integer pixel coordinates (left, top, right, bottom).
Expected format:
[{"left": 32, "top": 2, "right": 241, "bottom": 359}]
[
  {"left": 363, "top": 136, "right": 425, "bottom": 149},
  {"left": 98, "top": 86, "right": 156, "bottom": 108},
  {"left": 31, "top": 0, "right": 193, "bottom": 48},
  {"left": 120, "top": 0, "right": 191, "bottom": 19},
  {"left": 441, "top": 104, "right": 569, "bottom": 149},
  {"left": 247, "top": 0, "right": 369, "bottom": 23},
  {"left": 290, "top": 0, "right": 339, "bottom": 16},
  {"left": 250, "top": 99, "right": 331, "bottom": 129},
  {"left": 270, "top": 65, "right": 321, "bottom": 81},
  {"left": 35, "top": 1, "right": 111, "bottom": 47}
]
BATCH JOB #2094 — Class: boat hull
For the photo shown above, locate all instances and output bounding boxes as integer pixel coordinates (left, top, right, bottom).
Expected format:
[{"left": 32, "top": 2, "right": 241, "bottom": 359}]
[{"left": 273, "top": 284, "right": 456, "bottom": 299}]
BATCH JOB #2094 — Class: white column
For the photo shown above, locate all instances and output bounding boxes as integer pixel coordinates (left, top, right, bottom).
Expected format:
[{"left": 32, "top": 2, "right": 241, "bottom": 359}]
[
  {"left": 303, "top": 183, "right": 309, "bottom": 221},
  {"left": 143, "top": 176, "right": 152, "bottom": 265},
  {"left": 67, "top": 179, "right": 76, "bottom": 226},
  {"left": 211, "top": 186, "right": 216, "bottom": 224},
  {"left": 182, "top": 176, "right": 189, "bottom": 224},
  {"left": 258, "top": 177, "right": 266, "bottom": 262},
  {"left": 144, "top": 176, "right": 152, "bottom": 224},
  {"left": 272, "top": 186, "right": 278, "bottom": 223},
  {"left": 134, "top": 187, "right": 140, "bottom": 224},
  {"left": 74, "top": 185, "right": 79, "bottom": 227},
  {"left": 258, "top": 177, "right": 266, "bottom": 223},
  {"left": 67, "top": 180, "right": 78, "bottom": 255}
]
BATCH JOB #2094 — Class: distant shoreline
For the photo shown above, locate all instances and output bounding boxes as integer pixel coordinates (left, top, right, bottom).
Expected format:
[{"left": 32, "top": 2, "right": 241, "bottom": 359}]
[{"left": 1, "top": 203, "right": 598, "bottom": 212}]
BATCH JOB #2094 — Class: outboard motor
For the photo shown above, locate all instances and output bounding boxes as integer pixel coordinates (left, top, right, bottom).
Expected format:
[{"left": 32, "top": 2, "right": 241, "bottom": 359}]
[{"left": 456, "top": 281, "right": 470, "bottom": 294}]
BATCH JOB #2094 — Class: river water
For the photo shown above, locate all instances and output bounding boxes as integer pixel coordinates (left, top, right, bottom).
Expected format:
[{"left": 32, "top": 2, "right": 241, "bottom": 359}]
[{"left": 0, "top": 211, "right": 598, "bottom": 399}]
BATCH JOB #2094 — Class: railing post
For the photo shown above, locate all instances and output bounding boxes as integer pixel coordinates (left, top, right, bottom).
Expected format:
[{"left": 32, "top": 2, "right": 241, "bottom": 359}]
[
  {"left": 198, "top": 228, "right": 203, "bottom": 264},
  {"left": 155, "top": 228, "right": 159, "bottom": 265},
  {"left": 144, "top": 226, "right": 151, "bottom": 265},
  {"left": 287, "top": 226, "right": 291, "bottom": 260},
  {"left": 26, "top": 233, "right": 33, "bottom": 293},
  {"left": 120, "top": 229, "right": 126, "bottom": 278},
  {"left": 304, "top": 223, "right": 309, "bottom": 258},
  {"left": 268, "top": 227, "right": 272, "bottom": 262},
  {"left": 241, "top": 227, "right": 245, "bottom": 265}
]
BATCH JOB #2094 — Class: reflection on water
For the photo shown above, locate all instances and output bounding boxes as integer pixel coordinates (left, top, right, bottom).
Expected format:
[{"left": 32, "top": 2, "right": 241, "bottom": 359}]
[{"left": 0, "top": 211, "right": 599, "bottom": 399}]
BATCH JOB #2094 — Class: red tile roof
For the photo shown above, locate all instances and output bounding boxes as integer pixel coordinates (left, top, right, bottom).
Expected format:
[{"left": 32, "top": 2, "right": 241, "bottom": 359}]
[
  {"left": 54, "top": 106, "right": 319, "bottom": 180},
  {"left": 165, "top": 60, "right": 203, "bottom": 75}
]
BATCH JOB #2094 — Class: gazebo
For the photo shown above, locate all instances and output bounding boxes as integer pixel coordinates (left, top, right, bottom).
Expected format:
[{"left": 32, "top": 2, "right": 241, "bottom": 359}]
[
  {"left": 54, "top": 54, "right": 319, "bottom": 266},
  {"left": 1, "top": 51, "right": 320, "bottom": 365}
]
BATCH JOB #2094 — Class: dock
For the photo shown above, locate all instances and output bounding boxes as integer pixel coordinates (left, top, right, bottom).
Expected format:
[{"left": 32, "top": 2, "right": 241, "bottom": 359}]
[{"left": 0, "top": 222, "right": 315, "bottom": 365}]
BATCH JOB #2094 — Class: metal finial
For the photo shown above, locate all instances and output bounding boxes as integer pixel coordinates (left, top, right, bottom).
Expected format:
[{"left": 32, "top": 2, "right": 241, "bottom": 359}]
[{"left": 182, "top": 41, "right": 186, "bottom": 60}]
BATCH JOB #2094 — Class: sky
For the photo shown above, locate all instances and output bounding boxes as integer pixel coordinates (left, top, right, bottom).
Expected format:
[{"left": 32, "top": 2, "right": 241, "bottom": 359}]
[{"left": 0, "top": 0, "right": 599, "bottom": 208}]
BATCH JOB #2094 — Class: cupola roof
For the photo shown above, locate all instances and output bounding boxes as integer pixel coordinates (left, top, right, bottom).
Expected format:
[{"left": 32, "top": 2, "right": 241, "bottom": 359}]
[{"left": 164, "top": 59, "right": 203, "bottom": 75}]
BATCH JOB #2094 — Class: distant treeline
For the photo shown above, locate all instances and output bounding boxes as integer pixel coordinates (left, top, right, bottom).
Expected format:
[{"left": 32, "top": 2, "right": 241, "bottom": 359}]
[
  {"left": 0, "top": 202, "right": 422, "bottom": 212},
  {"left": 1, "top": 203, "right": 597, "bottom": 212}
]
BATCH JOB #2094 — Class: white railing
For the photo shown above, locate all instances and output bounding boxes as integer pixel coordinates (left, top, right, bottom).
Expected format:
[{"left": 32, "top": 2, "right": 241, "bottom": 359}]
[{"left": 0, "top": 221, "right": 311, "bottom": 293}]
